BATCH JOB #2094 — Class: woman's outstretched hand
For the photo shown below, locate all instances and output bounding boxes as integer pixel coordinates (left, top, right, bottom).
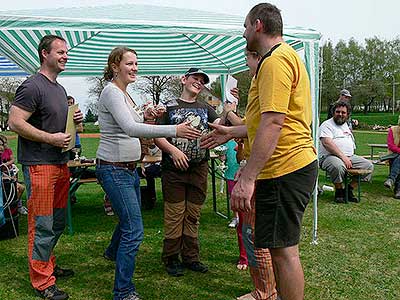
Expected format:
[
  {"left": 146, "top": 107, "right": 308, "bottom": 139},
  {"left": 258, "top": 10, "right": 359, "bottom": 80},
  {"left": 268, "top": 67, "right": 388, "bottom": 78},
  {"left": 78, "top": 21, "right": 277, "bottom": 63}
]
[{"left": 176, "top": 121, "right": 202, "bottom": 139}]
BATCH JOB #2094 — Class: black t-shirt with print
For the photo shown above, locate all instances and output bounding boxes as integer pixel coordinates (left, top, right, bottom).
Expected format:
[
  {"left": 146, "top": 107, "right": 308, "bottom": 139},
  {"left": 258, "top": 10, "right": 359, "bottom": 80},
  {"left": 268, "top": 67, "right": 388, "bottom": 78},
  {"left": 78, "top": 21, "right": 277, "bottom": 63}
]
[
  {"left": 12, "top": 73, "right": 69, "bottom": 165},
  {"left": 157, "top": 98, "right": 218, "bottom": 171}
]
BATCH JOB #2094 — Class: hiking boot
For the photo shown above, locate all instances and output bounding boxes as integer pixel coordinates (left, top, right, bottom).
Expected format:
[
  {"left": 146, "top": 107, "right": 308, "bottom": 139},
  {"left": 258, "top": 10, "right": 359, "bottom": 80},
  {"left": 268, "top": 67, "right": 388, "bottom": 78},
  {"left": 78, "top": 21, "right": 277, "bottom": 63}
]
[
  {"left": 52, "top": 266, "right": 74, "bottom": 279},
  {"left": 384, "top": 178, "right": 394, "bottom": 190},
  {"left": 103, "top": 251, "right": 115, "bottom": 261},
  {"left": 183, "top": 261, "right": 208, "bottom": 273},
  {"left": 347, "top": 185, "right": 358, "bottom": 203},
  {"left": 394, "top": 190, "right": 400, "bottom": 199},
  {"left": 334, "top": 188, "right": 345, "bottom": 203},
  {"left": 35, "top": 285, "right": 69, "bottom": 300},
  {"left": 122, "top": 292, "right": 141, "bottom": 300},
  {"left": 165, "top": 258, "right": 184, "bottom": 277}
]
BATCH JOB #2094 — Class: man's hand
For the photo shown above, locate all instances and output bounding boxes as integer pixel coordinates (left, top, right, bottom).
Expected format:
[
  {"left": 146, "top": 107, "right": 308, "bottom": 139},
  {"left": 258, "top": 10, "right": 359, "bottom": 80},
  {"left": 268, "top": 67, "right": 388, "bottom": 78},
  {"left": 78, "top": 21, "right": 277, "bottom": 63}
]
[
  {"left": 73, "top": 109, "right": 84, "bottom": 124},
  {"left": 230, "top": 87, "right": 240, "bottom": 102},
  {"left": 341, "top": 155, "right": 353, "bottom": 169},
  {"left": 200, "top": 123, "right": 232, "bottom": 149},
  {"left": 154, "top": 104, "right": 167, "bottom": 118},
  {"left": 171, "top": 148, "right": 189, "bottom": 171},
  {"left": 48, "top": 132, "right": 72, "bottom": 148},
  {"left": 231, "top": 170, "right": 254, "bottom": 212}
]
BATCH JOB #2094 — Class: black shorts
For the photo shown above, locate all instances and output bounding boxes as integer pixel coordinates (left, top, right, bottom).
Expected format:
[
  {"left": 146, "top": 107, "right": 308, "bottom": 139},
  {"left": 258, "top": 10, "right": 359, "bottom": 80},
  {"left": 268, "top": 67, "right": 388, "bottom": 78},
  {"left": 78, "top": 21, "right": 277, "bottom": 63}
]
[{"left": 254, "top": 160, "right": 318, "bottom": 248}]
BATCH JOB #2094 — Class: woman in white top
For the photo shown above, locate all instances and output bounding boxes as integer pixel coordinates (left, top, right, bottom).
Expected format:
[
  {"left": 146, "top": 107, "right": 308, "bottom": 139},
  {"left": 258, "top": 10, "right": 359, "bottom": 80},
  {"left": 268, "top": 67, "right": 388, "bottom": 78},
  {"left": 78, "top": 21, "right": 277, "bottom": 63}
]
[{"left": 95, "top": 47, "right": 200, "bottom": 300}]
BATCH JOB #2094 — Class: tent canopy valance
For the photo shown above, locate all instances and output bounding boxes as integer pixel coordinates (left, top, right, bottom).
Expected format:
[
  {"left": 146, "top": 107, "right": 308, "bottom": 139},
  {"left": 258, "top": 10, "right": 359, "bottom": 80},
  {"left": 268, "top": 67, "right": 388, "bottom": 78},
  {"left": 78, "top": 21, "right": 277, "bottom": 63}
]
[{"left": 0, "top": 4, "right": 320, "bottom": 77}]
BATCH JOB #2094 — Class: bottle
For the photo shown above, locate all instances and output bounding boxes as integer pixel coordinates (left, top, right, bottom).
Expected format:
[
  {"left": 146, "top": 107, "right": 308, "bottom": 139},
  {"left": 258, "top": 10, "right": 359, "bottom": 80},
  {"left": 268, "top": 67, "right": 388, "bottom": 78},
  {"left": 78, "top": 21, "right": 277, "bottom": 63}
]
[{"left": 322, "top": 185, "right": 334, "bottom": 192}]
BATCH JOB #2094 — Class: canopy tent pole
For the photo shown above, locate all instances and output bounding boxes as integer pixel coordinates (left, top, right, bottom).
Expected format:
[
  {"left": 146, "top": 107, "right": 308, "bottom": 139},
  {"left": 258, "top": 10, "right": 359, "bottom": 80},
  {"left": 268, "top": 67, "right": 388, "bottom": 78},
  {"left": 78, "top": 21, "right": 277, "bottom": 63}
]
[
  {"left": 305, "top": 39, "right": 321, "bottom": 245},
  {"left": 218, "top": 74, "right": 226, "bottom": 114}
]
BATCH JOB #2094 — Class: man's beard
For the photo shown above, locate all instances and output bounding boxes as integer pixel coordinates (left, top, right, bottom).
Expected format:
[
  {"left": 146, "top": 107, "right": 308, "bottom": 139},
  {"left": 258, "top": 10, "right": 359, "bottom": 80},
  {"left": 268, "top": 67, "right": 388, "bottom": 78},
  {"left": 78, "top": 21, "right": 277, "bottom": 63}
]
[{"left": 333, "top": 116, "right": 347, "bottom": 125}]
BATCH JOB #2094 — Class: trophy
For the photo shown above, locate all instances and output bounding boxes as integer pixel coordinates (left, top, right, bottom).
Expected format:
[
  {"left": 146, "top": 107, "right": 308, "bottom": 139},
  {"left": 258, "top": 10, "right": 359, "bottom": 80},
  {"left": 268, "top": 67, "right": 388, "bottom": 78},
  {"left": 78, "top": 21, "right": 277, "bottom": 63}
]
[{"left": 213, "top": 145, "right": 228, "bottom": 194}]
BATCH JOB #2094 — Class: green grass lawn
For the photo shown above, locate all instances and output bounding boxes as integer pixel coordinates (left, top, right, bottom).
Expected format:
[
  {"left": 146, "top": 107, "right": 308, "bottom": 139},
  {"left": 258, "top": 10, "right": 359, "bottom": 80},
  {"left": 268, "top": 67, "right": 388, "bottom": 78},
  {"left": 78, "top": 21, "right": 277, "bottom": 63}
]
[{"left": 0, "top": 133, "right": 399, "bottom": 300}]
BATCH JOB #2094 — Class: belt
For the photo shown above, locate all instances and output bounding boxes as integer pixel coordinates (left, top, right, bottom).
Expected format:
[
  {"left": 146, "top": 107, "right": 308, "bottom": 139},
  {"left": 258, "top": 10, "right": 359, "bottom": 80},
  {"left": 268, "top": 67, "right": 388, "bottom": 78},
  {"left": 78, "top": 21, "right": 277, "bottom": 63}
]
[{"left": 96, "top": 159, "right": 137, "bottom": 170}]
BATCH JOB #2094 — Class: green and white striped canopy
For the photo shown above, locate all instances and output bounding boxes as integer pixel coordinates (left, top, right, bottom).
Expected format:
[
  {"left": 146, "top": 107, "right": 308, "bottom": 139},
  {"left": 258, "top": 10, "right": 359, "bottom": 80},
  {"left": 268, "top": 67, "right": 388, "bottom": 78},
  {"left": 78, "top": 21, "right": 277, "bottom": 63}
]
[
  {"left": 0, "top": 4, "right": 322, "bottom": 242},
  {"left": 0, "top": 4, "right": 320, "bottom": 77}
]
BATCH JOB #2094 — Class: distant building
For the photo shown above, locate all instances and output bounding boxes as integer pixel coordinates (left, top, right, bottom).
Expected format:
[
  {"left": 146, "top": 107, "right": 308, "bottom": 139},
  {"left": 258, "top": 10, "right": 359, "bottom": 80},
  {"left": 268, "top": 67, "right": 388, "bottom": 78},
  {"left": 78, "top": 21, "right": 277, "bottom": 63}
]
[{"left": 202, "top": 86, "right": 221, "bottom": 109}]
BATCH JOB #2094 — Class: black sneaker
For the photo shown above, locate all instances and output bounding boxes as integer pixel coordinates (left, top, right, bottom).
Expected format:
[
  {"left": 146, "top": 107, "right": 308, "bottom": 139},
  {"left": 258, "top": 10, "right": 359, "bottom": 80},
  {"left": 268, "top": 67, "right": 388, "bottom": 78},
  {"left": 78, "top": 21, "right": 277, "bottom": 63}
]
[
  {"left": 183, "top": 261, "right": 208, "bottom": 273},
  {"left": 103, "top": 251, "right": 115, "bottom": 261},
  {"left": 334, "top": 188, "right": 345, "bottom": 203},
  {"left": 52, "top": 266, "right": 74, "bottom": 279},
  {"left": 35, "top": 285, "right": 69, "bottom": 300},
  {"left": 347, "top": 185, "right": 358, "bottom": 203},
  {"left": 165, "top": 258, "right": 184, "bottom": 277}
]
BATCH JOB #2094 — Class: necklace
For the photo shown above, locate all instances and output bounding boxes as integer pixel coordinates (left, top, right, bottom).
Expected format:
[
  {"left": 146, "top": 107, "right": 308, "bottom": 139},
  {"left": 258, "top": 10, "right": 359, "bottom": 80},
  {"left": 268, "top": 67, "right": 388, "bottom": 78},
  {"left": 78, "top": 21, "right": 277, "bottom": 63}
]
[
  {"left": 112, "top": 82, "right": 143, "bottom": 117},
  {"left": 179, "top": 97, "right": 196, "bottom": 103}
]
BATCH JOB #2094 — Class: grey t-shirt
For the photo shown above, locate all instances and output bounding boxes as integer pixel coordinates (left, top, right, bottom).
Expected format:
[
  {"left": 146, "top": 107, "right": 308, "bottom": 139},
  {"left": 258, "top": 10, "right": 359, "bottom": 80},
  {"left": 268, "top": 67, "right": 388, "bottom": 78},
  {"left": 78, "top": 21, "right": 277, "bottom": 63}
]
[{"left": 12, "top": 73, "right": 69, "bottom": 165}]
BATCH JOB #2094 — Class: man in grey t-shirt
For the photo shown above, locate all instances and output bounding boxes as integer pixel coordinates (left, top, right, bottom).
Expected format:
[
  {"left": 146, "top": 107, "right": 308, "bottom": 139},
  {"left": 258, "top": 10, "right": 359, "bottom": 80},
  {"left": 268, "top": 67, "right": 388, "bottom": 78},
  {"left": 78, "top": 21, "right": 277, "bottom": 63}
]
[{"left": 8, "top": 35, "right": 83, "bottom": 300}]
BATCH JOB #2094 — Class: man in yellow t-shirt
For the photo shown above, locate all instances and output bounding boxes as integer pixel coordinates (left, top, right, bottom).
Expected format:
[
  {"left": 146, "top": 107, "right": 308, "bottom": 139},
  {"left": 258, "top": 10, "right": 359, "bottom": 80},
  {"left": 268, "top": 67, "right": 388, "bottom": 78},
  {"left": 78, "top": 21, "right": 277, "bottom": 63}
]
[{"left": 201, "top": 3, "right": 317, "bottom": 300}]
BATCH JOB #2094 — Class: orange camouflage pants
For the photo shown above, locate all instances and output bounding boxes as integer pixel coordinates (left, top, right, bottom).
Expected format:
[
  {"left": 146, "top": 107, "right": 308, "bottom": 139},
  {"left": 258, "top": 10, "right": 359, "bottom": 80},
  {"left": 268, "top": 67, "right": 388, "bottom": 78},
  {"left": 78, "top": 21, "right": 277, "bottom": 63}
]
[
  {"left": 24, "top": 164, "right": 70, "bottom": 291},
  {"left": 242, "top": 195, "right": 277, "bottom": 300}
]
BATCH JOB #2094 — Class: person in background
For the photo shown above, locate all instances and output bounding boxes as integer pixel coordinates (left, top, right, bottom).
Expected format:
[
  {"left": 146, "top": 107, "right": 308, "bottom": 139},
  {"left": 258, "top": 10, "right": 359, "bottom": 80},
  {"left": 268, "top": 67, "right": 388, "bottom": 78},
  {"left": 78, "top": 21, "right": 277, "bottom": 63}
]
[
  {"left": 202, "top": 4, "right": 318, "bottom": 299},
  {"left": 67, "top": 95, "right": 84, "bottom": 205},
  {"left": 383, "top": 115, "right": 400, "bottom": 199},
  {"left": 225, "top": 138, "right": 248, "bottom": 271},
  {"left": 219, "top": 97, "right": 249, "bottom": 271},
  {"left": 95, "top": 47, "right": 200, "bottom": 300},
  {"left": 8, "top": 34, "right": 84, "bottom": 300},
  {"left": 155, "top": 67, "right": 219, "bottom": 277},
  {"left": 327, "top": 89, "right": 358, "bottom": 129},
  {"left": 67, "top": 95, "right": 83, "bottom": 158},
  {"left": 319, "top": 101, "right": 373, "bottom": 203},
  {"left": 221, "top": 49, "right": 277, "bottom": 300},
  {"left": 0, "top": 134, "right": 26, "bottom": 215},
  {"left": 138, "top": 144, "right": 162, "bottom": 210}
]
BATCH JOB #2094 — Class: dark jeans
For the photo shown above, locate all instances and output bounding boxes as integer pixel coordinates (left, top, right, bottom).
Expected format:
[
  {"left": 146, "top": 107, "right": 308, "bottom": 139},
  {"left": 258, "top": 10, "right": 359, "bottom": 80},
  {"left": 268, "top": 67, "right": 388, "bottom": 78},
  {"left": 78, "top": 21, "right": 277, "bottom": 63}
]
[
  {"left": 96, "top": 165, "right": 142, "bottom": 300},
  {"left": 138, "top": 164, "right": 161, "bottom": 209},
  {"left": 389, "top": 155, "right": 400, "bottom": 191}
]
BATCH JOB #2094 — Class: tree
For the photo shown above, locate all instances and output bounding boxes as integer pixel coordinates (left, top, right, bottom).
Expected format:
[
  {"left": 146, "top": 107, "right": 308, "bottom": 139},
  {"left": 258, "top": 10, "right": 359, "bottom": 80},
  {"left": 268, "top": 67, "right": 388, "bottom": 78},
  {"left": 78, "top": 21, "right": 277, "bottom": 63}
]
[
  {"left": 84, "top": 108, "right": 97, "bottom": 123},
  {"left": 136, "top": 76, "right": 177, "bottom": 104},
  {"left": 87, "top": 76, "right": 106, "bottom": 101},
  {"left": 320, "top": 37, "right": 400, "bottom": 113},
  {"left": 85, "top": 76, "right": 106, "bottom": 117},
  {"left": 320, "top": 41, "right": 337, "bottom": 111},
  {"left": 0, "top": 77, "right": 24, "bottom": 130}
]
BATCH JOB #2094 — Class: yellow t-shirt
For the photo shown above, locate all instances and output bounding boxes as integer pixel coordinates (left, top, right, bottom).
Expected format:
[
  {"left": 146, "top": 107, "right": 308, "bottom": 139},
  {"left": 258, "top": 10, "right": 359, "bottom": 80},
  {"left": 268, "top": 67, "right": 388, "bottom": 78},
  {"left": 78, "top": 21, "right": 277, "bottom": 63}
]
[{"left": 245, "top": 42, "right": 316, "bottom": 179}]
